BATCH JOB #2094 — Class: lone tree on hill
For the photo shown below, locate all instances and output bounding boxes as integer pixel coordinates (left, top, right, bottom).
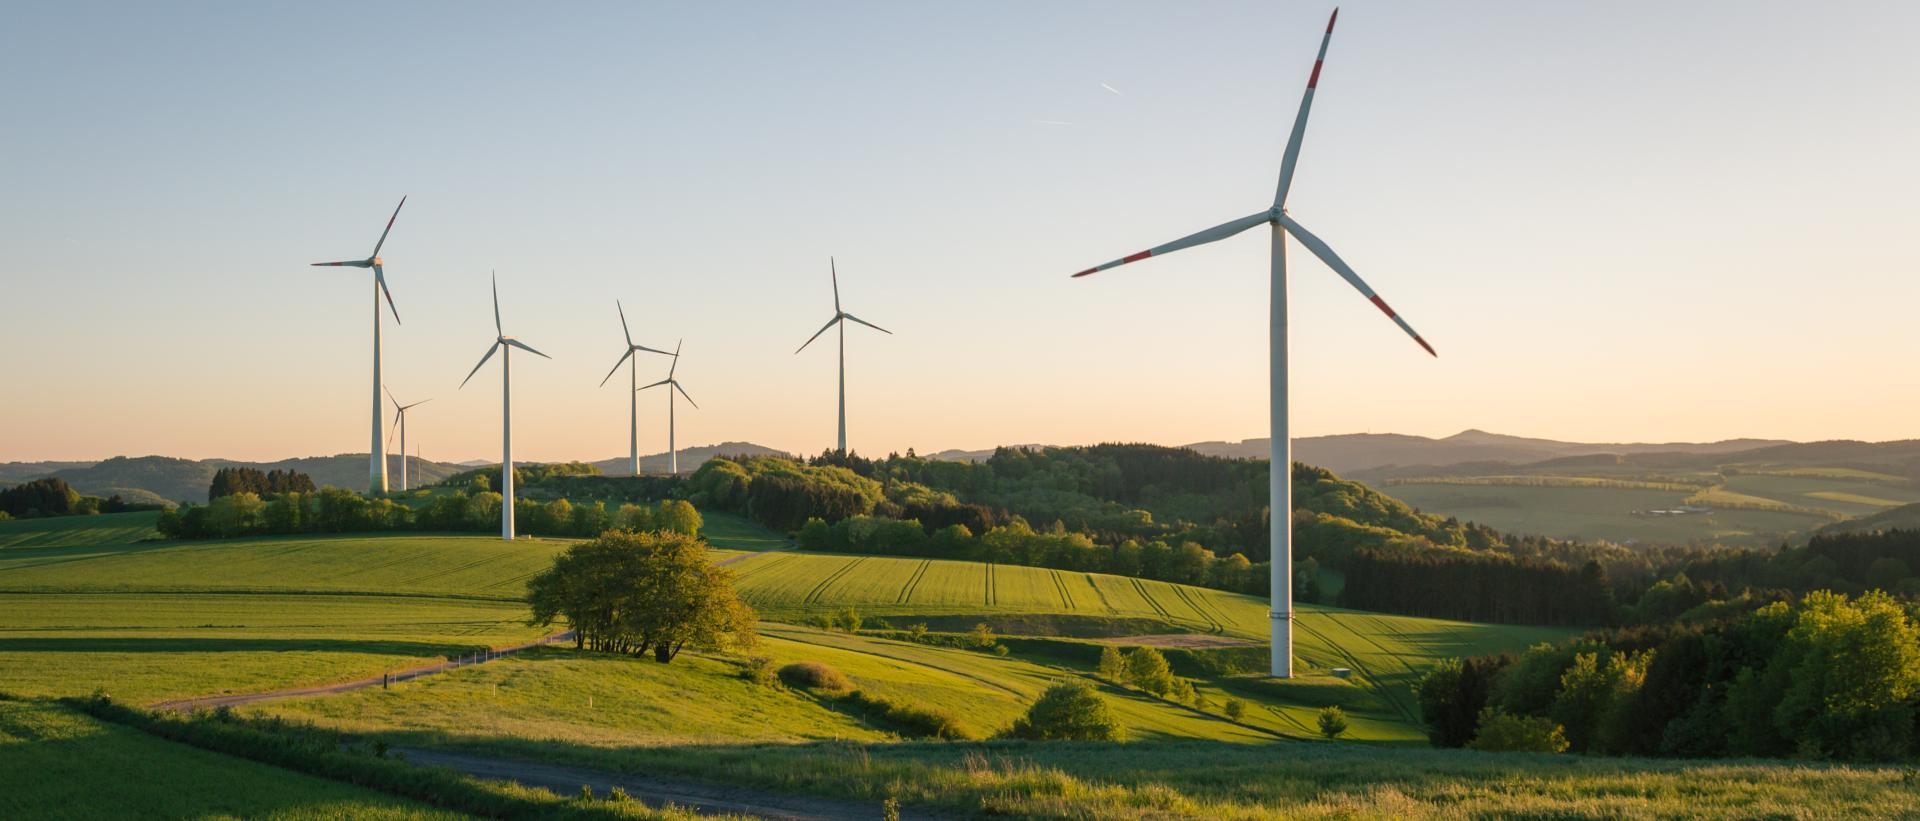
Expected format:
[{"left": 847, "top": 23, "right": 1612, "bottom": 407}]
[{"left": 526, "top": 530, "right": 756, "bottom": 662}]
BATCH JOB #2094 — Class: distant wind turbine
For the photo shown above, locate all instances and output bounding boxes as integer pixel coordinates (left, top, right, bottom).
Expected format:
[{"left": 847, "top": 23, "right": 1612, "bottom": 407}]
[
  {"left": 1066, "top": 8, "right": 1434, "bottom": 678},
  {"left": 383, "top": 387, "right": 431, "bottom": 492},
  {"left": 458, "top": 273, "right": 550, "bottom": 540},
  {"left": 598, "top": 301, "right": 674, "bottom": 476},
  {"left": 311, "top": 196, "right": 406, "bottom": 495},
  {"left": 637, "top": 341, "right": 696, "bottom": 475},
  {"left": 794, "top": 258, "right": 891, "bottom": 455}
]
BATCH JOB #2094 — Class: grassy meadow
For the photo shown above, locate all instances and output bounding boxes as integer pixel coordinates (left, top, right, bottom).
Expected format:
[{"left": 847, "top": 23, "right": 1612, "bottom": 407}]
[{"left": 0, "top": 698, "right": 461, "bottom": 820}]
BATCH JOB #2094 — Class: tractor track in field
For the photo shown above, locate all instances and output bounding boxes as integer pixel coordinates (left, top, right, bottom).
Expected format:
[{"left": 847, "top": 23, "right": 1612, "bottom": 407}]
[
  {"left": 1167, "top": 585, "right": 1224, "bottom": 634},
  {"left": 769, "top": 628, "right": 1026, "bottom": 698},
  {"left": 802, "top": 557, "right": 868, "bottom": 605},
  {"left": 1084, "top": 574, "right": 1115, "bottom": 613},
  {"left": 1049, "top": 570, "right": 1075, "bottom": 610},
  {"left": 984, "top": 564, "right": 997, "bottom": 606},
  {"left": 1131, "top": 578, "right": 1173, "bottom": 620},
  {"left": 897, "top": 560, "right": 932, "bottom": 604},
  {"left": 1292, "top": 616, "right": 1417, "bottom": 723}
]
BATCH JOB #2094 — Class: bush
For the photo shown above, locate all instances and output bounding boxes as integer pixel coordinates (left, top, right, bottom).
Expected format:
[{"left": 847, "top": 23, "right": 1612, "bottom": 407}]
[
  {"left": 778, "top": 661, "right": 852, "bottom": 692},
  {"left": 1097, "top": 646, "right": 1128, "bottom": 682},
  {"left": 1006, "top": 681, "right": 1124, "bottom": 741},
  {"left": 1469, "top": 708, "right": 1569, "bottom": 753},
  {"left": 1317, "top": 705, "right": 1349, "bottom": 739},
  {"left": 837, "top": 607, "right": 864, "bottom": 633},
  {"left": 740, "top": 657, "right": 777, "bottom": 687},
  {"left": 840, "top": 690, "right": 974, "bottom": 740},
  {"left": 966, "top": 623, "right": 997, "bottom": 650},
  {"left": 1224, "top": 698, "right": 1247, "bottom": 721}
]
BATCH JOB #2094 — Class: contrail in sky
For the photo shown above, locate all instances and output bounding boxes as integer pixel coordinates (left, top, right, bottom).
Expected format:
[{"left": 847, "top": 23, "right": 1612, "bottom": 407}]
[{"left": 1100, "top": 82, "right": 1123, "bottom": 96}]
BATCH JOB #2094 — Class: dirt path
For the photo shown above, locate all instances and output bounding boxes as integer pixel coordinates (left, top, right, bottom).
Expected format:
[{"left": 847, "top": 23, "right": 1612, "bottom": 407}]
[
  {"left": 149, "top": 630, "right": 575, "bottom": 712},
  {"left": 396, "top": 746, "right": 943, "bottom": 821},
  {"left": 1103, "top": 633, "right": 1258, "bottom": 648}
]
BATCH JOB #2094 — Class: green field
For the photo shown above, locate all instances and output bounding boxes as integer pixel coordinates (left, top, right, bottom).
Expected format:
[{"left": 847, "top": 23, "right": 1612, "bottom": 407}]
[
  {"left": 0, "top": 698, "right": 458, "bottom": 820},
  {"left": 0, "top": 510, "right": 160, "bottom": 549},
  {"left": 1382, "top": 481, "right": 1831, "bottom": 544}
]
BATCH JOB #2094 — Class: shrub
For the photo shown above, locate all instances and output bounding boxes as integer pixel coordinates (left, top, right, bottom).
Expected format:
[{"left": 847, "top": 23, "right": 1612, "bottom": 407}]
[
  {"left": 907, "top": 623, "right": 929, "bottom": 641},
  {"left": 1318, "top": 705, "right": 1349, "bottom": 739},
  {"left": 1006, "top": 681, "right": 1124, "bottom": 741},
  {"left": 992, "top": 644, "right": 1009, "bottom": 656},
  {"left": 779, "top": 661, "right": 852, "bottom": 692},
  {"left": 1097, "top": 646, "right": 1128, "bottom": 682},
  {"left": 837, "top": 607, "right": 864, "bottom": 633},
  {"left": 1469, "top": 708, "right": 1569, "bottom": 753},
  {"left": 840, "top": 690, "right": 974, "bottom": 740},
  {"left": 1224, "top": 698, "right": 1248, "bottom": 721},
  {"left": 967, "top": 623, "right": 997, "bottom": 650},
  {"left": 741, "top": 657, "right": 777, "bottom": 687}
]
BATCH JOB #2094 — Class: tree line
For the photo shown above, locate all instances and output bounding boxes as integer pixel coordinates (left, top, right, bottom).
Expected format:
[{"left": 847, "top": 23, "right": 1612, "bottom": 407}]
[
  {"left": 157, "top": 486, "right": 701, "bottom": 541},
  {"left": 209, "top": 467, "right": 315, "bottom": 500},
  {"left": 0, "top": 476, "right": 165, "bottom": 519},
  {"left": 1415, "top": 588, "right": 1920, "bottom": 759}
]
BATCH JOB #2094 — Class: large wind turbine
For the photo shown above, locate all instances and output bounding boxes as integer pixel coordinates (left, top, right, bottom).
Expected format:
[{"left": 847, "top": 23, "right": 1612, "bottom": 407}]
[
  {"left": 598, "top": 301, "right": 674, "bottom": 476},
  {"left": 459, "top": 273, "right": 550, "bottom": 540},
  {"left": 311, "top": 197, "right": 406, "bottom": 495},
  {"left": 1067, "top": 9, "right": 1434, "bottom": 678},
  {"left": 383, "top": 387, "right": 431, "bottom": 492},
  {"left": 794, "top": 258, "right": 890, "bottom": 454},
  {"left": 637, "top": 341, "right": 696, "bottom": 475}
]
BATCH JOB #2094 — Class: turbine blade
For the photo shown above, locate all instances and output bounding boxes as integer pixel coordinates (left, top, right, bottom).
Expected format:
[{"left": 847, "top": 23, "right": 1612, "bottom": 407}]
[
  {"left": 459, "top": 342, "right": 499, "bottom": 389},
  {"left": 794, "top": 315, "right": 841, "bottom": 354},
  {"left": 616, "top": 300, "right": 634, "bottom": 347},
  {"left": 673, "top": 381, "right": 698, "bottom": 409},
  {"left": 634, "top": 344, "right": 674, "bottom": 356},
  {"left": 311, "top": 260, "right": 369, "bottom": 267},
  {"left": 371, "top": 196, "right": 406, "bottom": 258},
  {"left": 831, "top": 257, "right": 841, "bottom": 313},
  {"left": 637, "top": 378, "right": 671, "bottom": 391},
  {"left": 669, "top": 339, "right": 682, "bottom": 379},
  {"left": 1277, "top": 213, "right": 1435, "bottom": 357},
  {"left": 404, "top": 398, "right": 433, "bottom": 410},
  {"left": 1273, "top": 9, "right": 1338, "bottom": 208},
  {"left": 375, "top": 264, "right": 400, "bottom": 325},
  {"left": 599, "top": 347, "right": 635, "bottom": 387},
  {"left": 384, "top": 384, "right": 398, "bottom": 407},
  {"left": 1070, "top": 212, "right": 1271, "bottom": 277},
  {"left": 491, "top": 271, "right": 502, "bottom": 336},
  {"left": 504, "top": 338, "right": 551, "bottom": 359},
  {"left": 387, "top": 413, "right": 400, "bottom": 450},
  {"left": 842, "top": 313, "right": 892, "bottom": 335}
]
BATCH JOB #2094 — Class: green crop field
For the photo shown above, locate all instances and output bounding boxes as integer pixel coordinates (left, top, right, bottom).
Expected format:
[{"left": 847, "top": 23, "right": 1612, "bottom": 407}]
[
  {"left": 0, "top": 698, "right": 459, "bottom": 820},
  {"left": 0, "top": 510, "right": 160, "bottom": 549}
]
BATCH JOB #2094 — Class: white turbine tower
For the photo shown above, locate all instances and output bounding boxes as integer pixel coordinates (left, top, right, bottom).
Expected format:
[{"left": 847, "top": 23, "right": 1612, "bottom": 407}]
[
  {"left": 794, "top": 258, "right": 891, "bottom": 455},
  {"left": 311, "top": 196, "right": 406, "bottom": 495},
  {"left": 1066, "top": 8, "right": 1434, "bottom": 678},
  {"left": 383, "top": 387, "right": 431, "bottom": 492},
  {"left": 637, "top": 341, "right": 696, "bottom": 475},
  {"left": 459, "top": 273, "right": 550, "bottom": 540},
  {"left": 598, "top": 301, "right": 674, "bottom": 476}
]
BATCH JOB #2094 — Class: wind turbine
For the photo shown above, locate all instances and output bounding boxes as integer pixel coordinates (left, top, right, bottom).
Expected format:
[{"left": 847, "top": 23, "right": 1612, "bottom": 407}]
[
  {"left": 311, "top": 196, "right": 406, "bottom": 495},
  {"left": 383, "top": 387, "right": 431, "bottom": 492},
  {"left": 794, "top": 258, "right": 890, "bottom": 455},
  {"left": 1066, "top": 8, "right": 1434, "bottom": 678},
  {"left": 459, "top": 273, "right": 550, "bottom": 540},
  {"left": 637, "top": 341, "right": 697, "bottom": 475},
  {"left": 598, "top": 301, "right": 674, "bottom": 476}
]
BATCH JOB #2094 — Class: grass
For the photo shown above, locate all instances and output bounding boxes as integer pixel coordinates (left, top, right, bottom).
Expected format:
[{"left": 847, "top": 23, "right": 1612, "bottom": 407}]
[
  {"left": 0, "top": 510, "right": 160, "bottom": 549},
  {"left": 0, "top": 698, "right": 461, "bottom": 820},
  {"left": 1381, "top": 481, "right": 1830, "bottom": 543}
]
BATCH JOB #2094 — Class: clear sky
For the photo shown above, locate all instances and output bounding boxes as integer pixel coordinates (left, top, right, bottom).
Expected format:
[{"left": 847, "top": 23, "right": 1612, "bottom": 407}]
[{"left": 3, "top": 1, "right": 1917, "bottom": 463}]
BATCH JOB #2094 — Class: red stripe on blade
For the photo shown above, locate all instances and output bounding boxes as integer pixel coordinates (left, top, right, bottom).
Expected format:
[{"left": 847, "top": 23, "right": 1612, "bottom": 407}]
[
  {"left": 1122, "top": 250, "right": 1153, "bottom": 263},
  {"left": 1071, "top": 267, "right": 1099, "bottom": 278},
  {"left": 1369, "top": 295, "right": 1396, "bottom": 318},
  {"left": 1415, "top": 336, "right": 1437, "bottom": 357},
  {"left": 1327, "top": 8, "right": 1338, "bottom": 33},
  {"left": 1308, "top": 60, "right": 1324, "bottom": 88}
]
